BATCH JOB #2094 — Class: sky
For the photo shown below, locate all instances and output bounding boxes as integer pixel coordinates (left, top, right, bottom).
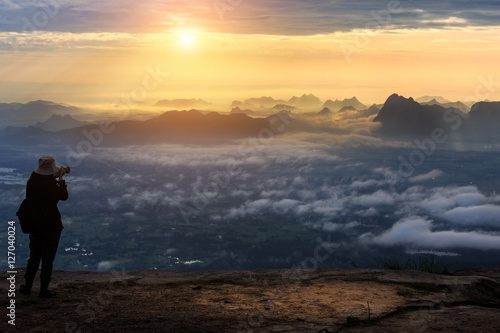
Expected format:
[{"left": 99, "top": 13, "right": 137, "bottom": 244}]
[{"left": 1, "top": 0, "right": 500, "bottom": 107}]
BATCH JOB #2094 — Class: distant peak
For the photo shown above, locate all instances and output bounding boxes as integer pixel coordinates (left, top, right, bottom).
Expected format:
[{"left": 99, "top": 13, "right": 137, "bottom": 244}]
[
  {"left": 385, "top": 94, "right": 417, "bottom": 105},
  {"left": 25, "top": 100, "right": 55, "bottom": 106},
  {"left": 416, "top": 95, "right": 452, "bottom": 104},
  {"left": 288, "top": 94, "right": 322, "bottom": 107},
  {"left": 49, "top": 114, "right": 73, "bottom": 119}
]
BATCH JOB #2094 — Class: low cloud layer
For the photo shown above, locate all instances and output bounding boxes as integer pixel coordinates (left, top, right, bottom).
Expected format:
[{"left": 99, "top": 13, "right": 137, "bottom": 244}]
[
  {"left": 441, "top": 205, "right": 500, "bottom": 227},
  {"left": 87, "top": 135, "right": 500, "bottom": 255},
  {"left": 2, "top": 133, "right": 500, "bottom": 259},
  {"left": 409, "top": 169, "right": 443, "bottom": 183},
  {"left": 360, "top": 217, "right": 500, "bottom": 250}
]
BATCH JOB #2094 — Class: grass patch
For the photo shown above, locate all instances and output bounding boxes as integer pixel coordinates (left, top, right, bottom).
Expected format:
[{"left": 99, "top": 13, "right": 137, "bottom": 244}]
[{"left": 380, "top": 255, "right": 448, "bottom": 274}]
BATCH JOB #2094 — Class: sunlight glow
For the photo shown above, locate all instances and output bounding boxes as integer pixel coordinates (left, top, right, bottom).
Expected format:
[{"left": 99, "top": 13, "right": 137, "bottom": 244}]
[{"left": 180, "top": 30, "right": 195, "bottom": 47}]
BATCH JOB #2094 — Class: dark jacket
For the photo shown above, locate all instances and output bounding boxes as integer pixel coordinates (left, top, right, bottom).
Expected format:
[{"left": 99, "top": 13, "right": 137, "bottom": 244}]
[{"left": 26, "top": 172, "right": 68, "bottom": 232}]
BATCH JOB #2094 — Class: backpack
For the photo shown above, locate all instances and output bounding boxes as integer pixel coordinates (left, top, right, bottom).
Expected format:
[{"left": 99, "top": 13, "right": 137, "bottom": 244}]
[{"left": 16, "top": 198, "right": 38, "bottom": 233}]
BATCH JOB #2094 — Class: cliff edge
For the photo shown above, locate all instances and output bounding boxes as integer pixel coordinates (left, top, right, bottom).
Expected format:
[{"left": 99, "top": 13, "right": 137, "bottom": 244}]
[{"left": 1, "top": 268, "right": 499, "bottom": 332}]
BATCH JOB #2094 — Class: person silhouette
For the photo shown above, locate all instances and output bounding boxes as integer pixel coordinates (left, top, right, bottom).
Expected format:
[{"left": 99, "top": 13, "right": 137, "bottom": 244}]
[{"left": 19, "top": 156, "right": 69, "bottom": 298}]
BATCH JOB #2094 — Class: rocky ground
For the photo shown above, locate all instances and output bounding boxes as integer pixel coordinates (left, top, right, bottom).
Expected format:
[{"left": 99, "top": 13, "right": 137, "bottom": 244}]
[{"left": 1, "top": 267, "right": 499, "bottom": 333}]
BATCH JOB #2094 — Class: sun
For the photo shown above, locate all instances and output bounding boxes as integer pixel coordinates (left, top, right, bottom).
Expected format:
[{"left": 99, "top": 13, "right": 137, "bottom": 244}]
[{"left": 179, "top": 30, "right": 195, "bottom": 48}]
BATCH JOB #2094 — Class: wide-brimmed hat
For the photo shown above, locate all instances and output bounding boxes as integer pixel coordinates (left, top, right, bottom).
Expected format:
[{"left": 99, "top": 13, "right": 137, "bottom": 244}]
[{"left": 34, "top": 156, "right": 61, "bottom": 175}]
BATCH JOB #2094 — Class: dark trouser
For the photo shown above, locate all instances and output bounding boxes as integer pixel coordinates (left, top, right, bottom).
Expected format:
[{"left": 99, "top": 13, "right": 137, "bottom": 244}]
[{"left": 24, "top": 229, "right": 62, "bottom": 290}]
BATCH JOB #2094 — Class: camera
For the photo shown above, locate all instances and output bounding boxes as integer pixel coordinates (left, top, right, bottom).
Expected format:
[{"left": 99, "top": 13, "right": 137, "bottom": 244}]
[{"left": 56, "top": 166, "right": 71, "bottom": 179}]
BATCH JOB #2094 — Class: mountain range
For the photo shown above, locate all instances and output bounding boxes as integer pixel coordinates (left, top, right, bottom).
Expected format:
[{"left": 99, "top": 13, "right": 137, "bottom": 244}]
[
  {"left": 35, "top": 114, "right": 89, "bottom": 131},
  {"left": 232, "top": 94, "right": 366, "bottom": 111},
  {"left": 229, "top": 107, "right": 258, "bottom": 116},
  {"left": 415, "top": 95, "right": 452, "bottom": 104},
  {"left": 3, "top": 94, "right": 500, "bottom": 146},
  {"left": 287, "top": 94, "right": 323, "bottom": 109},
  {"left": 0, "top": 100, "right": 82, "bottom": 127},
  {"left": 322, "top": 97, "right": 367, "bottom": 112},
  {"left": 1, "top": 110, "right": 276, "bottom": 146},
  {"left": 420, "top": 99, "right": 470, "bottom": 113},
  {"left": 233, "top": 96, "right": 286, "bottom": 109}
]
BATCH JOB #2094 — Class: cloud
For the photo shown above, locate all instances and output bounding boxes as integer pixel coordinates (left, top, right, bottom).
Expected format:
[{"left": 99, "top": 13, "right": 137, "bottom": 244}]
[
  {"left": 296, "top": 196, "right": 346, "bottom": 220},
  {"left": 165, "top": 248, "right": 177, "bottom": 255},
  {"left": 273, "top": 198, "right": 300, "bottom": 213},
  {"left": 353, "top": 190, "right": 395, "bottom": 207},
  {"left": 361, "top": 217, "right": 500, "bottom": 250},
  {"left": 232, "top": 189, "right": 253, "bottom": 198},
  {"left": 409, "top": 169, "right": 443, "bottom": 183},
  {"left": 355, "top": 207, "right": 379, "bottom": 217},
  {"left": 227, "top": 198, "right": 270, "bottom": 218},
  {"left": 97, "top": 138, "right": 341, "bottom": 170},
  {"left": 292, "top": 176, "right": 305, "bottom": 185},
  {"left": 228, "top": 197, "right": 303, "bottom": 218},
  {"left": 420, "top": 186, "right": 488, "bottom": 214},
  {"left": 3, "top": 0, "right": 499, "bottom": 36},
  {"left": 0, "top": 0, "right": 186, "bottom": 34},
  {"left": 307, "top": 220, "right": 361, "bottom": 233},
  {"left": 322, "top": 222, "right": 343, "bottom": 232},
  {"left": 441, "top": 205, "right": 500, "bottom": 227},
  {"left": 96, "top": 260, "right": 118, "bottom": 272},
  {"left": 261, "top": 190, "right": 291, "bottom": 198},
  {"left": 0, "top": 167, "right": 24, "bottom": 185},
  {"left": 350, "top": 179, "right": 385, "bottom": 189}
]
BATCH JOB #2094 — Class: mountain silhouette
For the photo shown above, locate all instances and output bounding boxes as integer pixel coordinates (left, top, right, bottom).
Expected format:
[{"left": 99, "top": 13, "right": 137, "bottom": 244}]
[
  {"left": 317, "top": 107, "right": 333, "bottom": 116},
  {"left": 243, "top": 96, "right": 286, "bottom": 108},
  {"left": 230, "top": 100, "right": 246, "bottom": 108},
  {"left": 360, "top": 104, "right": 381, "bottom": 117},
  {"left": 98, "top": 110, "right": 273, "bottom": 145},
  {"left": 272, "top": 104, "right": 297, "bottom": 111},
  {"left": 288, "top": 94, "right": 323, "bottom": 109},
  {"left": 230, "top": 107, "right": 257, "bottom": 116},
  {"left": 338, "top": 106, "right": 358, "bottom": 113},
  {"left": 14, "top": 100, "right": 81, "bottom": 121},
  {"left": 461, "top": 102, "right": 500, "bottom": 141},
  {"left": 416, "top": 95, "right": 452, "bottom": 104},
  {"left": 373, "top": 94, "right": 462, "bottom": 137},
  {"left": 322, "top": 97, "right": 366, "bottom": 112},
  {"left": 421, "top": 99, "right": 470, "bottom": 113},
  {"left": 0, "top": 102, "right": 23, "bottom": 113},
  {"left": 2, "top": 110, "right": 275, "bottom": 146},
  {"left": 0, "top": 100, "right": 82, "bottom": 127},
  {"left": 35, "top": 114, "right": 89, "bottom": 131}
]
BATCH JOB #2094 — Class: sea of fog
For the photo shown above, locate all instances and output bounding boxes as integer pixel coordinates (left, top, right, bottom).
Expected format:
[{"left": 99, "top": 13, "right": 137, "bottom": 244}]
[{"left": 1, "top": 133, "right": 500, "bottom": 273}]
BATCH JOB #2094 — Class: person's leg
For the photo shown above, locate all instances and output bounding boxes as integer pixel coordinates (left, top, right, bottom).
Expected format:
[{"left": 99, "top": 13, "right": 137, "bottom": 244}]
[
  {"left": 39, "top": 230, "right": 62, "bottom": 297},
  {"left": 21, "top": 233, "right": 44, "bottom": 294}
]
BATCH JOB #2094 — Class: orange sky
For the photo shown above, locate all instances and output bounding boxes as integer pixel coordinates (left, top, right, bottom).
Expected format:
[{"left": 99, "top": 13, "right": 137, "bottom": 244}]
[{"left": 1, "top": 1, "right": 500, "bottom": 107}]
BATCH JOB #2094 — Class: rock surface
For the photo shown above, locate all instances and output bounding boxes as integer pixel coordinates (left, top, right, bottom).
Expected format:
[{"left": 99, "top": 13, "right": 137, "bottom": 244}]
[{"left": 1, "top": 268, "right": 499, "bottom": 332}]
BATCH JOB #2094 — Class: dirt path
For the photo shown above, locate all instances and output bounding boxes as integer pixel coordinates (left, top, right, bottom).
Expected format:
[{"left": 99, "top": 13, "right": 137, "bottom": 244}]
[{"left": 1, "top": 268, "right": 499, "bottom": 332}]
